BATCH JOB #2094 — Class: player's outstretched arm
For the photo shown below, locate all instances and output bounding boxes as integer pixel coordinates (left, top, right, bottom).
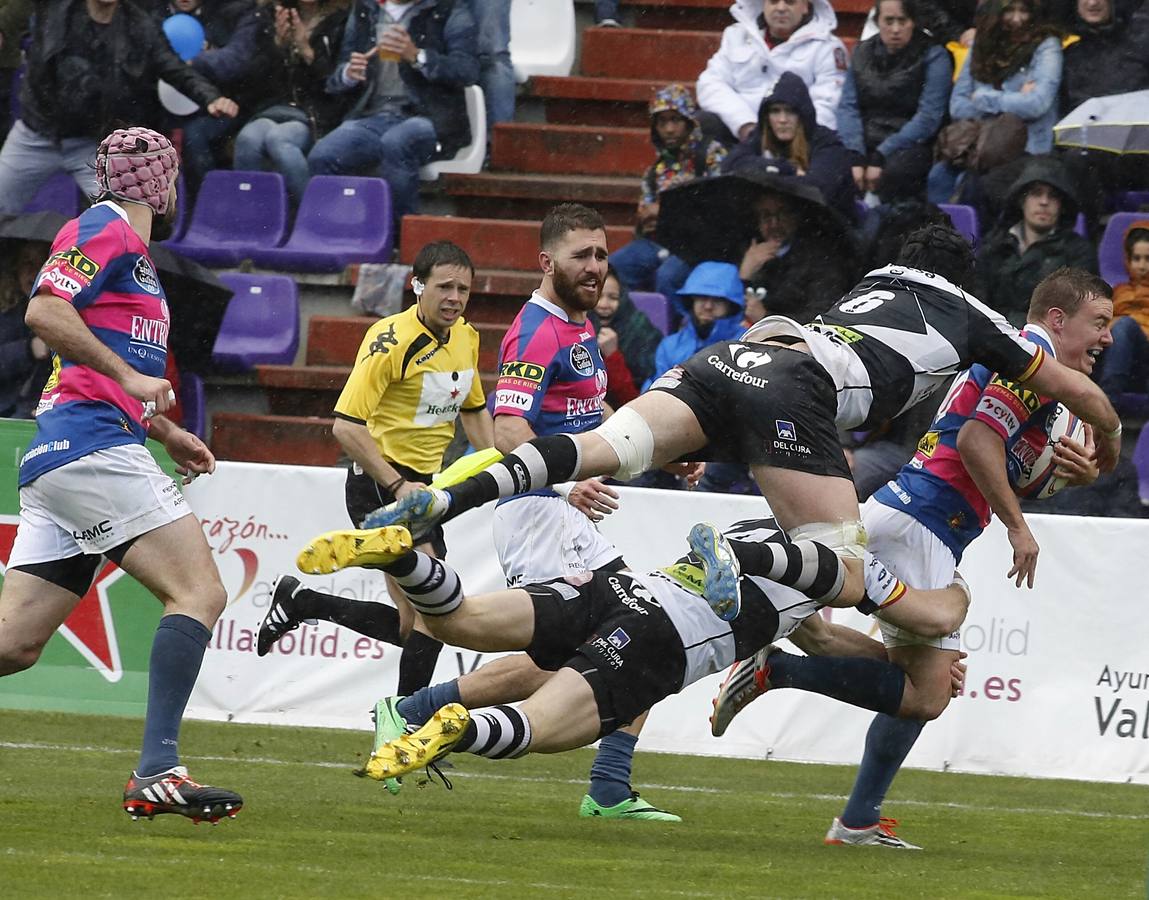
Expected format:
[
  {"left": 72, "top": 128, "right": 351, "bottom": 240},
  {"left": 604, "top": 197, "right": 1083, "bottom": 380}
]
[
  {"left": 873, "top": 575, "right": 971, "bottom": 639},
  {"left": 1024, "top": 355, "right": 1122, "bottom": 473},
  {"left": 790, "top": 614, "right": 887, "bottom": 659},
  {"left": 957, "top": 419, "right": 1039, "bottom": 589}
]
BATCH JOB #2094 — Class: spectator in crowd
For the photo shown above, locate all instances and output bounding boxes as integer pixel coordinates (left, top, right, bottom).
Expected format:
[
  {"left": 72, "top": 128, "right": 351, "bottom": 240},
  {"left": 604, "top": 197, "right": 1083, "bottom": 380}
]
[
  {"left": 1095, "top": 222, "right": 1149, "bottom": 399},
  {"left": 0, "top": 0, "right": 237, "bottom": 214},
  {"left": 640, "top": 260, "right": 757, "bottom": 497},
  {"left": 590, "top": 265, "right": 663, "bottom": 407},
  {"left": 0, "top": 236, "right": 51, "bottom": 418},
  {"left": 837, "top": 0, "right": 953, "bottom": 205},
  {"left": 0, "top": 1, "right": 33, "bottom": 143},
  {"left": 309, "top": 0, "right": 478, "bottom": 226},
  {"left": 643, "top": 261, "right": 746, "bottom": 391},
  {"left": 697, "top": 0, "right": 849, "bottom": 145},
  {"left": 910, "top": 0, "right": 978, "bottom": 44},
  {"left": 231, "top": 0, "right": 351, "bottom": 207},
  {"left": 595, "top": 0, "right": 622, "bottom": 27},
  {"left": 158, "top": 0, "right": 276, "bottom": 198},
  {"left": 927, "top": 0, "right": 1062, "bottom": 207},
  {"left": 1058, "top": 0, "right": 1149, "bottom": 203},
  {"left": 467, "top": 0, "right": 514, "bottom": 131},
  {"left": 724, "top": 71, "right": 857, "bottom": 221},
  {"left": 738, "top": 178, "right": 857, "bottom": 323},
  {"left": 975, "top": 155, "right": 1096, "bottom": 327},
  {"left": 610, "top": 84, "right": 726, "bottom": 301}
]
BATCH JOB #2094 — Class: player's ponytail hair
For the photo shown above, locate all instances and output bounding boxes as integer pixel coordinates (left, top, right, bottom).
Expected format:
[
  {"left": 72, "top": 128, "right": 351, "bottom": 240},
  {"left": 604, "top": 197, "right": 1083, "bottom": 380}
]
[
  {"left": 1027, "top": 267, "right": 1112, "bottom": 322},
  {"left": 895, "top": 222, "right": 976, "bottom": 292}
]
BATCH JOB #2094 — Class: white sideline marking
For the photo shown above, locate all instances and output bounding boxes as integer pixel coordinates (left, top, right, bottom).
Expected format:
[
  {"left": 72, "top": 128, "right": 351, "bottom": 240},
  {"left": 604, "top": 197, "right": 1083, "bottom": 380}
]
[{"left": 3, "top": 739, "right": 1146, "bottom": 822}]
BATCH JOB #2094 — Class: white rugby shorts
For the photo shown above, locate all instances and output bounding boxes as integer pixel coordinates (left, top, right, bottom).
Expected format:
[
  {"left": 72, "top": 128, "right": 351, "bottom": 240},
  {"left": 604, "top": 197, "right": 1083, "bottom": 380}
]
[
  {"left": 492, "top": 494, "right": 621, "bottom": 588},
  {"left": 9, "top": 443, "right": 190, "bottom": 566},
  {"left": 862, "top": 496, "right": 961, "bottom": 651}
]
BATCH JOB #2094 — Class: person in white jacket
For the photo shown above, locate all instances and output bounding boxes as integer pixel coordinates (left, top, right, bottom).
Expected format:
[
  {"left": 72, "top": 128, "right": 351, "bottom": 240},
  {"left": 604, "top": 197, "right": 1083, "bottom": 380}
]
[{"left": 697, "top": 0, "right": 849, "bottom": 141}]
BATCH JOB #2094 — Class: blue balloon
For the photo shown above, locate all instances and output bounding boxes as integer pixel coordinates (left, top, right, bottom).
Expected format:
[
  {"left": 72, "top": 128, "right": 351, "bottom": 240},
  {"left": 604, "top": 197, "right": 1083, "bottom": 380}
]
[{"left": 163, "top": 13, "right": 205, "bottom": 63}]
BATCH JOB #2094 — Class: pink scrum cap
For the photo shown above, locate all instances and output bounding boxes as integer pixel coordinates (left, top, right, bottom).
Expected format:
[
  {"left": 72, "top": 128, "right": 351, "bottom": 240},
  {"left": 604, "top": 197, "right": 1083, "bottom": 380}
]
[{"left": 94, "top": 126, "right": 180, "bottom": 216}]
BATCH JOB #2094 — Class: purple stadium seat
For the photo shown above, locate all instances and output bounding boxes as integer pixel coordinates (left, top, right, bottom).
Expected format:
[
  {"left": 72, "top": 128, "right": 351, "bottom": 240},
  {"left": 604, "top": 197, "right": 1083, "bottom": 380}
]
[
  {"left": 939, "top": 203, "right": 979, "bottom": 247},
  {"left": 1074, "top": 212, "right": 1087, "bottom": 237},
  {"left": 212, "top": 273, "right": 300, "bottom": 372},
  {"left": 179, "top": 370, "right": 206, "bottom": 439},
  {"left": 165, "top": 171, "right": 288, "bottom": 267},
  {"left": 168, "top": 174, "right": 189, "bottom": 242},
  {"left": 249, "top": 175, "right": 393, "bottom": 273},
  {"left": 1115, "top": 191, "right": 1149, "bottom": 212},
  {"left": 23, "top": 171, "right": 82, "bottom": 216},
  {"left": 1098, "top": 212, "right": 1144, "bottom": 287},
  {"left": 630, "top": 291, "right": 672, "bottom": 335},
  {"left": 1135, "top": 425, "right": 1149, "bottom": 505}
]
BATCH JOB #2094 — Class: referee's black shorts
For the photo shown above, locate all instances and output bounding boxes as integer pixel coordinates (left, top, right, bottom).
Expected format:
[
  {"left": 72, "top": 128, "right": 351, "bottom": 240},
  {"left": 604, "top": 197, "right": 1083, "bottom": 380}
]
[{"left": 344, "top": 464, "right": 448, "bottom": 558}]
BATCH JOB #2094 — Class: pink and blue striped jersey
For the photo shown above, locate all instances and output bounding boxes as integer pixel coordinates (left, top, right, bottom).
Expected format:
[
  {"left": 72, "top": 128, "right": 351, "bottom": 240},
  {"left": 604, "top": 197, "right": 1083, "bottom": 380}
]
[
  {"left": 493, "top": 292, "right": 607, "bottom": 436},
  {"left": 19, "top": 202, "right": 170, "bottom": 486},
  {"left": 874, "top": 326, "right": 1059, "bottom": 558}
]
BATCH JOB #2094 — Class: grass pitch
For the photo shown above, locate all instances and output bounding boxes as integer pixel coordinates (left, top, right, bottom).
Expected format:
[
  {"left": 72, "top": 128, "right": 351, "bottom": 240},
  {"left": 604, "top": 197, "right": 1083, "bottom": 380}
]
[{"left": 1, "top": 710, "right": 1146, "bottom": 899}]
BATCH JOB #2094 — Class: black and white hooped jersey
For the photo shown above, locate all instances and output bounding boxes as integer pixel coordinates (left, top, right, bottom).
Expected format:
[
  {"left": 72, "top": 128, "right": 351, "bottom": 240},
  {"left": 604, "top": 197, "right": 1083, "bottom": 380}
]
[
  {"left": 647, "top": 517, "right": 821, "bottom": 688},
  {"left": 743, "top": 265, "right": 1044, "bottom": 430}
]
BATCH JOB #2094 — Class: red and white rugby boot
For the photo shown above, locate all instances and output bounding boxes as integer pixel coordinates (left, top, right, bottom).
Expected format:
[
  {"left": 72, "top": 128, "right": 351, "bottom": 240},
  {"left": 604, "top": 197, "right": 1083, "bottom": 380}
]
[{"left": 123, "top": 767, "right": 243, "bottom": 824}]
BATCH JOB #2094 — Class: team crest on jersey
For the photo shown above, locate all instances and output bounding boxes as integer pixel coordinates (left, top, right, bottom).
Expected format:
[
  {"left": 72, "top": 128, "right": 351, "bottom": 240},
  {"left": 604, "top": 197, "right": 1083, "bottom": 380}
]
[
  {"left": 570, "top": 343, "right": 594, "bottom": 376},
  {"left": 133, "top": 257, "right": 161, "bottom": 294},
  {"left": 607, "top": 627, "right": 630, "bottom": 650}
]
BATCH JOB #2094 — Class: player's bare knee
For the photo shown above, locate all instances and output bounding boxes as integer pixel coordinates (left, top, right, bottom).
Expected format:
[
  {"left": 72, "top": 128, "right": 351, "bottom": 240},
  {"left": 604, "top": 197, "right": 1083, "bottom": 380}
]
[
  {"left": 159, "top": 576, "right": 227, "bottom": 625},
  {"left": 899, "top": 686, "right": 951, "bottom": 721},
  {"left": 0, "top": 637, "right": 46, "bottom": 675}
]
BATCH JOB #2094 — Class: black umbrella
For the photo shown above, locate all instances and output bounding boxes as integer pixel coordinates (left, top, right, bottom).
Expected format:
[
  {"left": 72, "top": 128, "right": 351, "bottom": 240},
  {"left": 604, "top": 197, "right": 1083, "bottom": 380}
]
[
  {"left": 0, "top": 211, "right": 233, "bottom": 373},
  {"left": 654, "top": 168, "right": 848, "bottom": 267}
]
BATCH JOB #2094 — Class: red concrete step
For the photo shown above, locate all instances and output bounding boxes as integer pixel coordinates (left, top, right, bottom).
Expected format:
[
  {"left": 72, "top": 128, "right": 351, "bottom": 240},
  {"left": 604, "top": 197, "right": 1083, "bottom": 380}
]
[
  {"left": 532, "top": 76, "right": 679, "bottom": 128},
  {"left": 211, "top": 412, "right": 342, "bottom": 467},
  {"left": 306, "top": 315, "right": 377, "bottom": 366},
  {"left": 581, "top": 28, "right": 720, "bottom": 81},
  {"left": 490, "top": 123, "right": 651, "bottom": 176},
  {"left": 442, "top": 171, "right": 640, "bottom": 225},
  {"left": 257, "top": 364, "right": 350, "bottom": 418},
  {"left": 398, "top": 215, "right": 633, "bottom": 271},
  {"left": 305, "top": 315, "right": 509, "bottom": 368}
]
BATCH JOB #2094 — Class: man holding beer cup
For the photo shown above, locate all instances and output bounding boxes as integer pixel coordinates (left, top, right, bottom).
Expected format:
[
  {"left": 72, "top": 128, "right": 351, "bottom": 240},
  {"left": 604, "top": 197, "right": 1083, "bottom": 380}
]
[{"left": 309, "top": 0, "right": 479, "bottom": 225}]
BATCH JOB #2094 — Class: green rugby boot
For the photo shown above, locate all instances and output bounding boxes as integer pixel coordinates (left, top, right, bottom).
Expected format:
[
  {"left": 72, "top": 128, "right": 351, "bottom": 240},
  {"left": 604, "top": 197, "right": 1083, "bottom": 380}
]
[{"left": 579, "top": 792, "right": 682, "bottom": 823}]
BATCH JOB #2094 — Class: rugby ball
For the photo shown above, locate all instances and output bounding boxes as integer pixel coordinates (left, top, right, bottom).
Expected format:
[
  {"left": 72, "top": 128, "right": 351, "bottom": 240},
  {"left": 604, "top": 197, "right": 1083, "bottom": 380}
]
[{"left": 1006, "top": 404, "right": 1085, "bottom": 500}]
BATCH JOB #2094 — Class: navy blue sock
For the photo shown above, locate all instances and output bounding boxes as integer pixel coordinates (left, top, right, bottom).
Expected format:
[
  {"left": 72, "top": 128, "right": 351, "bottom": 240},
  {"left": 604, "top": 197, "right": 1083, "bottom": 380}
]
[
  {"left": 840, "top": 714, "right": 926, "bottom": 828},
  {"left": 768, "top": 651, "right": 905, "bottom": 716},
  {"left": 588, "top": 729, "right": 637, "bottom": 807},
  {"left": 138, "top": 614, "right": 212, "bottom": 777},
  {"left": 397, "top": 679, "right": 461, "bottom": 726}
]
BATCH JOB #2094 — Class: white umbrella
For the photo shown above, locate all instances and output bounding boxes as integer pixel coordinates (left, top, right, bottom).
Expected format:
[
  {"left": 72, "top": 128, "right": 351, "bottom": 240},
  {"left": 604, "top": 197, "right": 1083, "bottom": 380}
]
[{"left": 1054, "top": 90, "right": 1149, "bottom": 154}]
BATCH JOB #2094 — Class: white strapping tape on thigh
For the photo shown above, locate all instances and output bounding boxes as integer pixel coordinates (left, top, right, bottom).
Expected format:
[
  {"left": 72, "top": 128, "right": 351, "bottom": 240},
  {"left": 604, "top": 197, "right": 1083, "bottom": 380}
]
[
  {"left": 789, "top": 520, "right": 868, "bottom": 560},
  {"left": 595, "top": 407, "right": 655, "bottom": 482}
]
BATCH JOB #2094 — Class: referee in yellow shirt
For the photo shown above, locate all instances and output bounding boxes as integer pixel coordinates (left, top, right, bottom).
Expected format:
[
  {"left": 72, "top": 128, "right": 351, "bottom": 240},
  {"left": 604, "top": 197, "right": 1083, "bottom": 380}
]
[{"left": 258, "top": 241, "right": 494, "bottom": 699}]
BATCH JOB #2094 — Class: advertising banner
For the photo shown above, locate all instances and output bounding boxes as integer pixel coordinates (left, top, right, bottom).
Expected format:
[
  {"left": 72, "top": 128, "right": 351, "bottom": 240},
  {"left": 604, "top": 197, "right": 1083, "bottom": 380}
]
[{"left": 1, "top": 432, "right": 1146, "bottom": 784}]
